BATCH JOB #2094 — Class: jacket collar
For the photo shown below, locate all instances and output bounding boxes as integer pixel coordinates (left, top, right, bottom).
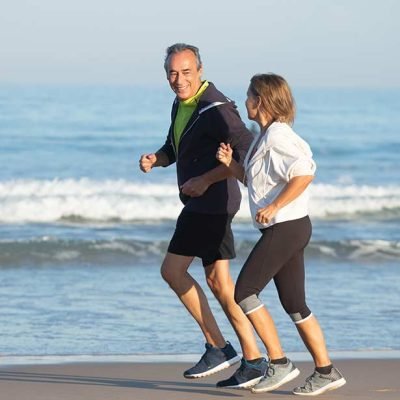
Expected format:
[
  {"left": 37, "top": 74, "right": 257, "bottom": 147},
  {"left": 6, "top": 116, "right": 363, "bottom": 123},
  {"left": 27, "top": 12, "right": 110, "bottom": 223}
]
[
  {"left": 171, "top": 82, "right": 230, "bottom": 116},
  {"left": 170, "top": 82, "right": 230, "bottom": 149}
]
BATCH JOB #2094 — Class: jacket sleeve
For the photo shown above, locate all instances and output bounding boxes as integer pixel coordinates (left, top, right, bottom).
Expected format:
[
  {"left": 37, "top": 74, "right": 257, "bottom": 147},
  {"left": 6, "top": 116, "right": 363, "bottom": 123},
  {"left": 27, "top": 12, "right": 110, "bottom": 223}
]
[
  {"left": 157, "top": 134, "right": 176, "bottom": 166},
  {"left": 210, "top": 104, "right": 253, "bottom": 165},
  {"left": 157, "top": 100, "right": 178, "bottom": 166}
]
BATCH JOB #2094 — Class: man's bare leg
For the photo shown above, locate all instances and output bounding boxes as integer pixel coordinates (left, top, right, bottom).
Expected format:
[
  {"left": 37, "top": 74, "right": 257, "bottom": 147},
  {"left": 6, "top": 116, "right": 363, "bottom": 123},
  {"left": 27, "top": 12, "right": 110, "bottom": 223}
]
[
  {"left": 205, "top": 260, "right": 261, "bottom": 360},
  {"left": 160, "top": 252, "right": 226, "bottom": 347}
]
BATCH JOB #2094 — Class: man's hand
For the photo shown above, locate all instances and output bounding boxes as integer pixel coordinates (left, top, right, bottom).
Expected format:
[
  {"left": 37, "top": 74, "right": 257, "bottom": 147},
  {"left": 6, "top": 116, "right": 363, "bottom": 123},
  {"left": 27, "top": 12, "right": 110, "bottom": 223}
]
[
  {"left": 180, "top": 176, "right": 211, "bottom": 197},
  {"left": 139, "top": 153, "right": 157, "bottom": 173}
]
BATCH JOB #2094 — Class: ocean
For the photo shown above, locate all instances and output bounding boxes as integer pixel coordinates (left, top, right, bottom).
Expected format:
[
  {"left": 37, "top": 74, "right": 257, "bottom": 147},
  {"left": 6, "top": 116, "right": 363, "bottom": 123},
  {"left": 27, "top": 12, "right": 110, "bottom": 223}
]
[{"left": 0, "top": 84, "right": 399, "bottom": 359}]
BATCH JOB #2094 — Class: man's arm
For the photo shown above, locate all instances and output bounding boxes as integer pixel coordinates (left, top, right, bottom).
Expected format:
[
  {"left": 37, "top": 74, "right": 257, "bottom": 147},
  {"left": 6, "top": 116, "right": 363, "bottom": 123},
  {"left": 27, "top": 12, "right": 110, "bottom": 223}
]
[
  {"left": 139, "top": 150, "right": 170, "bottom": 173},
  {"left": 139, "top": 131, "right": 177, "bottom": 173},
  {"left": 180, "top": 163, "right": 232, "bottom": 197},
  {"left": 216, "top": 104, "right": 253, "bottom": 165},
  {"left": 181, "top": 104, "right": 251, "bottom": 197}
]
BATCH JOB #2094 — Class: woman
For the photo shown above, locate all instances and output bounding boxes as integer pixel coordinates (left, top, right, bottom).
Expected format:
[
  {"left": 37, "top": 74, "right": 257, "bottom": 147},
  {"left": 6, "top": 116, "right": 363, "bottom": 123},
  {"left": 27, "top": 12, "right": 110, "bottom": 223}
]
[{"left": 216, "top": 74, "right": 346, "bottom": 396}]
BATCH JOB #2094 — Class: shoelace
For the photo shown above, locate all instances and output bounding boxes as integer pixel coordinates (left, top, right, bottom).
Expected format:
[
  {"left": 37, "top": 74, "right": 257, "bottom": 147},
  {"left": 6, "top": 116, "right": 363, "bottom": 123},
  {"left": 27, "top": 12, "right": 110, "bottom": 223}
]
[
  {"left": 265, "top": 364, "right": 276, "bottom": 377},
  {"left": 303, "top": 372, "right": 317, "bottom": 389},
  {"left": 236, "top": 359, "right": 267, "bottom": 380},
  {"left": 303, "top": 371, "right": 331, "bottom": 390}
]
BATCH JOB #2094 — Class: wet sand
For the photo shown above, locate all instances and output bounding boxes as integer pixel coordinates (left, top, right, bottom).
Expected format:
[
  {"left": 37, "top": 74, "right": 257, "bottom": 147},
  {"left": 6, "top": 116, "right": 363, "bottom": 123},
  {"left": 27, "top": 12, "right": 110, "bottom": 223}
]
[{"left": 0, "top": 358, "right": 399, "bottom": 399}]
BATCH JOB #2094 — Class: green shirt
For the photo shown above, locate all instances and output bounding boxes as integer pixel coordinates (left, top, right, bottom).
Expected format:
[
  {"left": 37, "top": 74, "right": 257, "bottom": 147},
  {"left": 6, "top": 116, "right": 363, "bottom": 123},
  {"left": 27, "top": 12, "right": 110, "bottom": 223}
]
[{"left": 174, "top": 81, "right": 209, "bottom": 152}]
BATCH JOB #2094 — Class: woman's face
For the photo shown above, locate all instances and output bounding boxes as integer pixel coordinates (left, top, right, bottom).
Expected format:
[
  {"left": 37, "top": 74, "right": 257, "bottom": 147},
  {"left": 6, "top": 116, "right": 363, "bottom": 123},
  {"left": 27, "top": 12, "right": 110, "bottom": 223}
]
[{"left": 245, "top": 87, "right": 259, "bottom": 122}]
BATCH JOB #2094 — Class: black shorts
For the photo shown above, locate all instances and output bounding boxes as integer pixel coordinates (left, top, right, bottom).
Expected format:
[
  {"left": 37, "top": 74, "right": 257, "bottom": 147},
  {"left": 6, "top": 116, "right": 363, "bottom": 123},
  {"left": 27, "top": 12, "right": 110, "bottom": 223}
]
[{"left": 168, "top": 211, "right": 236, "bottom": 267}]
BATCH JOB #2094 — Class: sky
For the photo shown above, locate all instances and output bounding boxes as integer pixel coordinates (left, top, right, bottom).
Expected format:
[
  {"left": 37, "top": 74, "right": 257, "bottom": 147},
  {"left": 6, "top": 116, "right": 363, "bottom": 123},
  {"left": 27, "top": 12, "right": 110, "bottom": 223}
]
[{"left": 1, "top": 0, "right": 399, "bottom": 87}]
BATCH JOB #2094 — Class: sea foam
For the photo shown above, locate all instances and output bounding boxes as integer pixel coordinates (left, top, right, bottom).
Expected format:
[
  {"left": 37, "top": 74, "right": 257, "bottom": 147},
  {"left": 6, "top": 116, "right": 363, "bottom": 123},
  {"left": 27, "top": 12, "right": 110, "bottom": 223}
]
[{"left": 0, "top": 178, "right": 399, "bottom": 223}]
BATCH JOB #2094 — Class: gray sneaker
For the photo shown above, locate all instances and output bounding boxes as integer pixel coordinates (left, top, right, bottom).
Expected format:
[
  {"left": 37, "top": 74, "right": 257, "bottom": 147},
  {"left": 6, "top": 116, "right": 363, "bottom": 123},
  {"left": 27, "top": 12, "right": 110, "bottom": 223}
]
[
  {"left": 251, "top": 358, "right": 300, "bottom": 393},
  {"left": 293, "top": 367, "right": 346, "bottom": 396},
  {"left": 216, "top": 357, "right": 268, "bottom": 389},
  {"left": 183, "top": 342, "right": 241, "bottom": 379}
]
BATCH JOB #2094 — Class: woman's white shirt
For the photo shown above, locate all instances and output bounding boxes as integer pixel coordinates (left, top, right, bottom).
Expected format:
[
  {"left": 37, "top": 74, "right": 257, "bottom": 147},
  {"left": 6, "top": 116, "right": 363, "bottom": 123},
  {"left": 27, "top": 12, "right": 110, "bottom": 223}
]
[{"left": 244, "top": 122, "right": 316, "bottom": 229}]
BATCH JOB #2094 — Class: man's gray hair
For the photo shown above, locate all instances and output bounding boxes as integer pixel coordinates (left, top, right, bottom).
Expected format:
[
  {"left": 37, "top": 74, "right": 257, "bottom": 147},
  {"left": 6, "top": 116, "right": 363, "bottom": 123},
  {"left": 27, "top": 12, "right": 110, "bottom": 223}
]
[{"left": 164, "top": 43, "right": 202, "bottom": 72}]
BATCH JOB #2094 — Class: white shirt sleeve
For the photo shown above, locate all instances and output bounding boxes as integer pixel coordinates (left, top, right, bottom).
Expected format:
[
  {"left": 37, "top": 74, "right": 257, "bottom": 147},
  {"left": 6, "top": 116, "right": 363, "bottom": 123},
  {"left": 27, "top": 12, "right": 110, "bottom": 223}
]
[
  {"left": 289, "top": 157, "right": 316, "bottom": 179},
  {"left": 269, "top": 143, "right": 316, "bottom": 182}
]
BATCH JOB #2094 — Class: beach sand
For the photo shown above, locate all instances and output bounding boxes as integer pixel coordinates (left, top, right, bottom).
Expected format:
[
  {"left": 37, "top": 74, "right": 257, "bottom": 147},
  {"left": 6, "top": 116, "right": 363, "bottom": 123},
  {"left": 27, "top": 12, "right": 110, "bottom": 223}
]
[{"left": 0, "top": 359, "right": 399, "bottom": 400}]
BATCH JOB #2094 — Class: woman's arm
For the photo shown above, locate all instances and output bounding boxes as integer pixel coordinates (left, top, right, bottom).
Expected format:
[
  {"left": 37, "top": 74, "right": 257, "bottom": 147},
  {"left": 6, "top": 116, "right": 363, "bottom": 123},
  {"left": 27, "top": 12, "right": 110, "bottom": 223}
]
[
  {"left": 216, "top": 142, "right": 246, "bottom": 183},
  {"left": 255, "top": 175, "right": 314, "bottom": 224}
]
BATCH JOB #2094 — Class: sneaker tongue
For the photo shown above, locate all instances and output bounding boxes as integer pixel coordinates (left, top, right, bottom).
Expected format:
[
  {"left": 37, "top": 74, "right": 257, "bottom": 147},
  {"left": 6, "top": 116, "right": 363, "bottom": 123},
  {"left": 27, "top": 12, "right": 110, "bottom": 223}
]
[
  {"left": 205, "top": 343, "right": 213, "bottom": 350},
  {"left": 239, "top": 359, "right": 247, "bottom": 370}
]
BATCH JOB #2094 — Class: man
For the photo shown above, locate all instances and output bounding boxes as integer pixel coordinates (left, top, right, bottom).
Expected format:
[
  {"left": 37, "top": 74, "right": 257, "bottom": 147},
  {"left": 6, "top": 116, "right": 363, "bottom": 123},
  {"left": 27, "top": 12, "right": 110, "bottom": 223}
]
[{"left": 139, "top": 43, "right": 267, "bottom": 388}]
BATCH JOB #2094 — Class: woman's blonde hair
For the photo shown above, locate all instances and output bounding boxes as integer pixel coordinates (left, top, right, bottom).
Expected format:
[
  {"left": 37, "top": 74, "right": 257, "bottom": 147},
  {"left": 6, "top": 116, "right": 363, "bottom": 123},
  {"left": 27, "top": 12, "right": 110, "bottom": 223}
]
[{"left": 249, "top": 73, "right": 296, "bottom": 125}]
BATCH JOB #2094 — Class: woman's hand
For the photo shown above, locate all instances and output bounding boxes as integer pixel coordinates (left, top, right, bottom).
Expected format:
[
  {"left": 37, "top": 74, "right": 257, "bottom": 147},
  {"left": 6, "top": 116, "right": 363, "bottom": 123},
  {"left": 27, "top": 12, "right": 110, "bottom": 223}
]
[
  {"left": 216, "top": 142, "right": 233, "bottom": 167},
  {"left": 255, "top": 176, "right": 314, "bottom": 224},
  {"left": 255, "top": 203, "right": 279, "bottom": 224}
]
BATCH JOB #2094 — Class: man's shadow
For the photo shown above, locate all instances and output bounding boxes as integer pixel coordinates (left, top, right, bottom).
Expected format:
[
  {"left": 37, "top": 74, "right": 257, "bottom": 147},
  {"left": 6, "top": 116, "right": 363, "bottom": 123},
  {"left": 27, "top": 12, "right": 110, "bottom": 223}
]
[{"left": 0, "top": 369, "right": 247, "bottom": 397}]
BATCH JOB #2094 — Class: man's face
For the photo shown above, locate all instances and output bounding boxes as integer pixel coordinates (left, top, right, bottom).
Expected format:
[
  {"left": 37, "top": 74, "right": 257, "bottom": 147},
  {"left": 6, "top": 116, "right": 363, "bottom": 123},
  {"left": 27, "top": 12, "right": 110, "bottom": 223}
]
[{"left": 166, "top": 50, "right": 203, "bottom": 101}]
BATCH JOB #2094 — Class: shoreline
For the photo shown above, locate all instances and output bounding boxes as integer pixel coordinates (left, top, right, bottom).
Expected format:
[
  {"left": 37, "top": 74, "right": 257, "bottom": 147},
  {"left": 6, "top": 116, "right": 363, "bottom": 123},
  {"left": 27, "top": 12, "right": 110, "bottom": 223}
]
[
  {"left": 0, "top": 358, "right": 399, "bottom": 400},
  {"left": 1, "top": 349, "right": 399, "bottom": 366}
]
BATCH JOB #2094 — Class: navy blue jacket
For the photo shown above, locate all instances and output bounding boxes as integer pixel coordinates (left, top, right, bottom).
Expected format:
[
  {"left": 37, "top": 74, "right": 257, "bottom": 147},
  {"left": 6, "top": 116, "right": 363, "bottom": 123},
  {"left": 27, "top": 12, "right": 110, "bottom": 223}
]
[{"left": 158, "top": 82, "right": 253, "bottom": 215}]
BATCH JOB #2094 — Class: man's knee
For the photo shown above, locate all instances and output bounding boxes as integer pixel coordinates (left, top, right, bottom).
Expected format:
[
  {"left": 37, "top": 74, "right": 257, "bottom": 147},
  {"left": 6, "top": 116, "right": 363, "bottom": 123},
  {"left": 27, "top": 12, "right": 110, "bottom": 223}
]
[
  {"left": 160, "top": 253, "right": 192, "bottom": 285},
  {"left": 204, "top": 260, "right": 233, "bottom": 299},
  {"left": 206, "top": 275, "right": 226, "bottom": 298},
  {"left": 160, "top": 258, "right": 182, "bottom": 287},
  {"left": 160, "top": 261, "right": 174, "bottom": 285}
]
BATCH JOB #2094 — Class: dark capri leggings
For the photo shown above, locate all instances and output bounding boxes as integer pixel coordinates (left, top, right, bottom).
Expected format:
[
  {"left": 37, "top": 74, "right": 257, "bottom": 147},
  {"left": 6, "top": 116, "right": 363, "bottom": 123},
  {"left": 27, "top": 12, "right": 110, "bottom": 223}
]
[{"left": 235, "top": 216, "right": 313, "bottom": 324}]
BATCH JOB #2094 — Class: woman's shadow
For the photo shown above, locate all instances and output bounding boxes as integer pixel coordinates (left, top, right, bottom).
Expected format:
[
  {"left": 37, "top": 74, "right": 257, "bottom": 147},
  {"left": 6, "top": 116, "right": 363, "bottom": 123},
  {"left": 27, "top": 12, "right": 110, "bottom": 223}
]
[{"left": 0, "top": 369, "right": 249, "bottom": 398}]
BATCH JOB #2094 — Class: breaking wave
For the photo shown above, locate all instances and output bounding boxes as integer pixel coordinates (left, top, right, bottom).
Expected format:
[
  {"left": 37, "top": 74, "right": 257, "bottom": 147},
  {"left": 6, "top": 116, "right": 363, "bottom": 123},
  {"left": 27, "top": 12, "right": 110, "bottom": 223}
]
[{"left": 0, "top": 179, "right": 399, "bottom": 223}]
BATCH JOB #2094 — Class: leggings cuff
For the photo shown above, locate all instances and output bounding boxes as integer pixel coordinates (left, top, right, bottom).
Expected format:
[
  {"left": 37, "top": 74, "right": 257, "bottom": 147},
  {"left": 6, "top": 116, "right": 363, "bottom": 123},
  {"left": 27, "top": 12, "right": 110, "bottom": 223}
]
[
  {"left": 292, "top": 312, "right": 313, "bottom": 324},
  {"left": 245, "top": 304, "right": 264, "bottom": 315},
  {"left": 238, "top": 294, "right": 263, "bottom": 315}
]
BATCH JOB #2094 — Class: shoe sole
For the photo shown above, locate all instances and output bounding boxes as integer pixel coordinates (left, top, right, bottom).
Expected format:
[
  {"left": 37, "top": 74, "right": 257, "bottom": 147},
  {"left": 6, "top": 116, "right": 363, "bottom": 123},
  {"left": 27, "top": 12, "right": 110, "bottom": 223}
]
[
  {"left": 292, "top": 377, "right": 346, "bottom": 396},
  {"left": 218, "top": 375, "right": 264, "bottom": 389},
  {"left": 251, "top": 368, "right": 300, "bottom": 393},
  {"left": 184, "top": 355, "right": 241, "bottom": 379}
]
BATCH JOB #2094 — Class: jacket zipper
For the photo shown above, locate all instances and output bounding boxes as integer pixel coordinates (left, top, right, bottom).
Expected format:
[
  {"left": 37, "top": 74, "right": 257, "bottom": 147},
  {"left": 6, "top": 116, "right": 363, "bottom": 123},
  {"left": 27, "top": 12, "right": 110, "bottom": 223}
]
[
  {"left": 171, "top": 115, "right": 201, "bottom": 160},
  {"left": 171, "top": 101, "right": 227, "bottom": 159}
]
